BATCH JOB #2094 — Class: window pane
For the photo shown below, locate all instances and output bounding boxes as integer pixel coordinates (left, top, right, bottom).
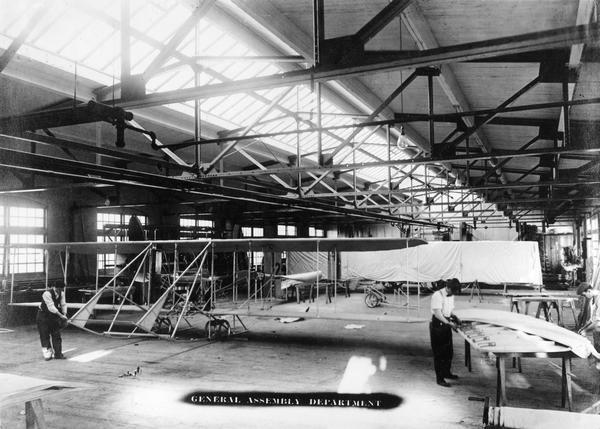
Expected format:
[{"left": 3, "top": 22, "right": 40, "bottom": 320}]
[
  {"left": 179, "top": 216, "right": 213, "bottom": 239},
  {"left": 0, "top": 234, "right": 4, "bottom": 274},
  {"left": 9, "top": 234, "right": 44, "bottom": 273},
  {"left": 9, "top": 207, "right": 44, "bottom": 227}
]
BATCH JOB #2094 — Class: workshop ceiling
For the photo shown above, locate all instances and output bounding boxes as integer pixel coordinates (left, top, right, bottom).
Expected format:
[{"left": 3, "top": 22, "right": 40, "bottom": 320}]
[{"left": 0, "top": 0, "right": 599, "bottom": 229}]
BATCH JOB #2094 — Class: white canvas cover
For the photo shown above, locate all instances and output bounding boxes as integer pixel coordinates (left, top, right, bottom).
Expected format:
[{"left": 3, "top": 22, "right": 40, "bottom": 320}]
[
  {"left": 287, "top": 251, "right": 331, "bottom": 277},
  {"left": 340, "top": 241, "right": 542, "bottom": 285}
]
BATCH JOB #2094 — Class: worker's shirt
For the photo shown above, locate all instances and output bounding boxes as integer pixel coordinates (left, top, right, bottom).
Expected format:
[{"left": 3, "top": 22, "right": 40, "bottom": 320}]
[
  {"left": 430, "top": 288, "right": 454, "bottom": 318},
  {"left": 39, "top": 289, "right": 66, "bottom": 315}
]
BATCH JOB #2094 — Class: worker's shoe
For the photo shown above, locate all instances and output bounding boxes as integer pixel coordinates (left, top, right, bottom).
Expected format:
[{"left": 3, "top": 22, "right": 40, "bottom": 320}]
[
  {"left": 436, "top": 379, "right": 451, "bottom": 387},
  {"left": 53, "top": 353, "right": 66, "bottom": 360},
  {"left": 444, "top": 373, "right": 459, "bottom": 379},
  {"left": 42, "top": 347, "right": 53, "bottom": 361}
]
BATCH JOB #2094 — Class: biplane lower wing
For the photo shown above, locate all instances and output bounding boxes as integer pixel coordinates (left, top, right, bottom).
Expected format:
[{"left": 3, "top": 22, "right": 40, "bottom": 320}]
[
  {"left": 207, "top": 308, "right": 427, "bottom": 323},
  {"left": 9, "top": 302, "right": 148, "bottom": 311}
]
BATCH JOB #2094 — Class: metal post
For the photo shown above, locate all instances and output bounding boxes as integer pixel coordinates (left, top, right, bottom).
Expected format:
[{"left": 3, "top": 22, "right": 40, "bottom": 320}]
[
  {"left": 387, "top": 125, "right": 392, "bottom": 207},
  {"left": 333, "top": 247, "right": 338, "bottom": 312},
  {"left": 44, "top": 249, "right": 49, "bottom": 290},
  {"left": 562, "top": 68, "right": 570, "bottom": 148},
  {"left": 296, "top": 101, "right": 302, "bottom": 195},
  {"left": 64, "top": 246, "right": 70, "bottom": 301},
  {"left": 95, "top": 258, "right": 99, "bottom": 292},
  {"left": 270, "top": 251, "right": 275, "bottom": 300},
  {"left": 112, "top": 244, "right": 118, "bottom": 303},
  {"left": 210, "top": 242, "right": 215, "bottom": 309},
  {"left": 121, "top": 0, "right": 131, "bottom": 83},
  {"left": 428, "top": 73, "right": 434, "bottom": 150},
  {"left": 316, "top": 240, "right": 320, "bottom": 316},
  {"left": 194, "top": 18, "right": 201, "bottom": 176},
  {"left": 312, "top": 0, "right": 324, "bottom": 66},
  {"left": 233, "top": 250, "right": 237, "bottom": 303},
  {"left": 247, "top": 242, "right": 252, "bottom": 303}
]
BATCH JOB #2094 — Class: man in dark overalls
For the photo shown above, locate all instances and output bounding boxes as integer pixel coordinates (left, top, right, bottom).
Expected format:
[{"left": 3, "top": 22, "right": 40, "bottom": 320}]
[
  {"left": 429, "top": 279, "right": 461, "bottom": 387},
  {"left": 37, "top": 283, "right": 68, "bottom": 360}
]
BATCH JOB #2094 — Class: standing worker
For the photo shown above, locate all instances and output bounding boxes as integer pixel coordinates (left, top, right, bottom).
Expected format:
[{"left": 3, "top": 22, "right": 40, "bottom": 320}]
[
  {"left": 37, "top": 283, "right": 68, "bottom": 360},
  {"left": 430, "top": 278, "right": 461, "bottom": 387}
]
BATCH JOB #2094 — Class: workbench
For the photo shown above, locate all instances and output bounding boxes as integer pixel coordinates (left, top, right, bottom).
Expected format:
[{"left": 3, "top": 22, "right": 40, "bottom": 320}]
[
  {"left": 458, "top": 322, "right": 577, "bottom": 410},
  {"left": 508, "top": 295, "right": 579, "bottom": 329}
]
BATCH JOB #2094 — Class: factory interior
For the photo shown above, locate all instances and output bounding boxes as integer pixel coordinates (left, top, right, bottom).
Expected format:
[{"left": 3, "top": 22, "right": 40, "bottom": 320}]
[{"left": 1, "top": 0, "right": 600, "bottom": 428}]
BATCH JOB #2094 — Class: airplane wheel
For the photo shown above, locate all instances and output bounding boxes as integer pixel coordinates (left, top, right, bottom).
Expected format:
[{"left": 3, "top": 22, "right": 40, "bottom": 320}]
[
  {"left": 205, "top": 319, "right": 231, "bottom": 341},
  {"left": 154, "top": 317, "right": 172, "bottom": 334},
  {"left": 365, "top": 292, "right": 380, "bottom": 308}
]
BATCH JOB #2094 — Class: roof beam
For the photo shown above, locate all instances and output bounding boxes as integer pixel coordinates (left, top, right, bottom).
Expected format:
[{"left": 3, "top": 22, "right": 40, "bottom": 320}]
[
  {"left": 355, "top": 0, "right": 412, "bottom": 44},
  {"left": 442, "top": 76, "right": 540, "bottom": 151},
  {"left": 363, "top": 48, "right": 577, "bottom": 64},
  {"left": 0, "top": 131, "right": 189, "bottom": 172},
  {"left": 304, "top": 177, "right": 600, "bottom": 197},
  {"left": 113, "top": 22, "right": 600, "bottom": 110},
  {"left": 204, "top": 145, "right": 600, "bottom": 179},
  {"left": 0, "top": 147, "right": 442, "bottom": 227}
]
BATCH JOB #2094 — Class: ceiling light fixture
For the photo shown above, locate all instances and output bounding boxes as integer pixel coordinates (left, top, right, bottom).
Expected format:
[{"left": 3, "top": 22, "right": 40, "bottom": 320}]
[{"left": 396, "top": 126, "right": 409, "bottom": 149}]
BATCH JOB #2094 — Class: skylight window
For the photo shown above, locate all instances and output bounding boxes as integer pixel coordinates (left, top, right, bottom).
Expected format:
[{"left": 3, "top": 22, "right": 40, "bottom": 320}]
[{"left": 0, "top": 0, "right": 481, "bottom": 222}]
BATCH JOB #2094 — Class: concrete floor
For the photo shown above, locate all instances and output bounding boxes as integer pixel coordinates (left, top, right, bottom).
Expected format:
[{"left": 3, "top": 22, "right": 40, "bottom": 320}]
[{"left": 1, "top": 291, "right": 599, "bottom": 429}]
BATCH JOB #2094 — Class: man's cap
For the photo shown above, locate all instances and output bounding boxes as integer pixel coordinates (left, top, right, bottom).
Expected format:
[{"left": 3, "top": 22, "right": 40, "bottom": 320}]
[
  {"left": 447, "top": 278, "right": 461, "bottom": 294},
  {"left": 577, "top": 282, "right": 592, "bottom": 295}
]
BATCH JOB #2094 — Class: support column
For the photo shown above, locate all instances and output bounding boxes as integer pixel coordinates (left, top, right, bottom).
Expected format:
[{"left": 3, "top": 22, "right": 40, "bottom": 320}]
[
  {"left": 496, "top": 356, "right": 507, "bottom": 406},
  {"left": 561, "top": 356, "right": 573, "bottom": 411}
]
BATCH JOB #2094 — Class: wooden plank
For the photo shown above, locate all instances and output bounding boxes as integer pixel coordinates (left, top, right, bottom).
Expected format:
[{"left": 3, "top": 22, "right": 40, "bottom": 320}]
[
  {"left": 0, "top": 374, "right": 90, "bottom": 408},
  {"left": 486, "top": 406, "right": 600, "bottom": 427},
  {"left": 25, "top": 399, "right": 46, "bottom": 429}
]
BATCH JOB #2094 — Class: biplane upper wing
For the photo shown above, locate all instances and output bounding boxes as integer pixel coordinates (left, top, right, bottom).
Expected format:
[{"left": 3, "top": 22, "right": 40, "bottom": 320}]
[{"left": 6, "top": 237, "right": 426, "bottom": 254}]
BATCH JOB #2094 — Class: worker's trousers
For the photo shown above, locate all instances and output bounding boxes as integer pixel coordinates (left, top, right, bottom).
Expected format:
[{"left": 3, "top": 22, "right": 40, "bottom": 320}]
[
  {"left": 36, "top": 310, "right": 62, "bottom": 355},
  {"left": 429, "top": 316, "right": 453, "bottom": 381}
]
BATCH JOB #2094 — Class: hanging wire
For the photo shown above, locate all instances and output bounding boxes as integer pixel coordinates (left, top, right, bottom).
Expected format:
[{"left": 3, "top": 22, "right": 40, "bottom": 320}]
[
  {"left": 399, "top": 13, "right": 403, "bottom": 117},
  {"left": 73, "top": 62, "right": 77, "bottom": 108}
]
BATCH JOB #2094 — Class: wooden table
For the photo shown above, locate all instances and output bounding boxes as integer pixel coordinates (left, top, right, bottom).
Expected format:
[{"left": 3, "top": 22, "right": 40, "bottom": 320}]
[
  {"left": 458, "top": 322, "right": 577, "bottom": 410},
  {"left": 508, "top": 295, "right": 579, "bottom": 329}
]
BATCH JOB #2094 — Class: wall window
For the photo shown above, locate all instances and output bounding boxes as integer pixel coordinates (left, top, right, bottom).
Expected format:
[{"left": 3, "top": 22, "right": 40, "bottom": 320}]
[
  {"left": 0, "top": 233, "right": 3, "bottom": 274},
  {"left": 1, "top": 205, "right": 46, "bottom": 275},
  {"left": 309, "top": 226, "right": 325, "bottom": 237},
  {"left": 241, "top": 227, "right": 265, "bottom": 270},
  {"left": 242, "top": 226, "right": 264, "bottom": 237},
  {"left": 249, "top": 251, "right": 264, "bottom": 270},
  {"left": 9, "top": 207, "right": 45, "bottom": 228},
  {"left": 179, "top": 217, "right": 214, "bottom": 239},
  {"left": 9, "top": 234, "right": 44, "bottom": 273},
  {"left": 277, "top": 224, "right": 297, "bottom": 237},
  {"left": 591, "top": 214, "right": 599, "bottom": 261},
  {"left": 97, "top": 212, "right": 147, "bottom": 269}
]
